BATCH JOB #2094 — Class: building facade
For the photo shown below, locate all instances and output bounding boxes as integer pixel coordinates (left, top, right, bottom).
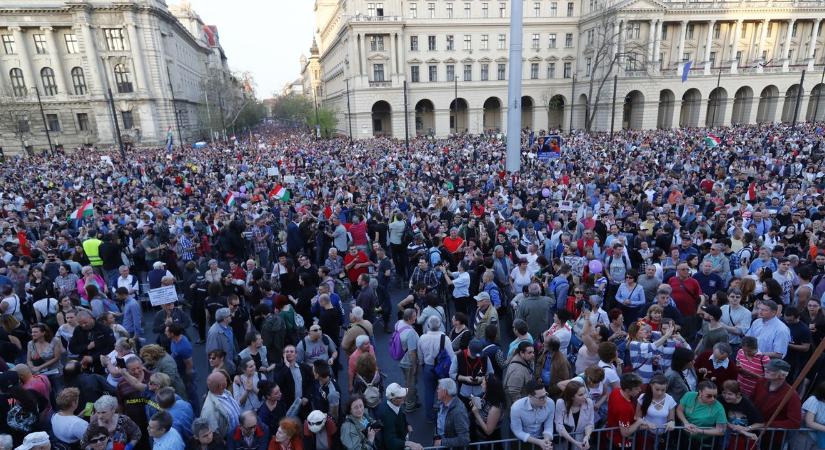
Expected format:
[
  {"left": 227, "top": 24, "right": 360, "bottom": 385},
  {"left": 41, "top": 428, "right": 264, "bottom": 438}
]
[
  {"left": 312, "top": 0, "right": 825, "bottom": 139},
  {"left": 0, "top": 0, "right": 237, "bottom": 155}
]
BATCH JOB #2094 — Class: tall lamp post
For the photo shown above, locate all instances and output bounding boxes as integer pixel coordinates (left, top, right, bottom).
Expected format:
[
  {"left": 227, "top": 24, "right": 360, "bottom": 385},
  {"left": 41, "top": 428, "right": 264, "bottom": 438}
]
[{"left": 453, "top": 76, "right": 460, "bottom": 134}]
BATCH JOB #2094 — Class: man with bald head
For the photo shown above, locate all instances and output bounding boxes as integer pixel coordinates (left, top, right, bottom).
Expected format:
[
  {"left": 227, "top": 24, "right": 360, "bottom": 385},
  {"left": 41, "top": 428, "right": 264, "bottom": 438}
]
[
  {"left": 200, "top": 371, "right": 242, "bottom": 438},
  {"left": 13, "top": 364, "right": 51, "bottom": 413}
]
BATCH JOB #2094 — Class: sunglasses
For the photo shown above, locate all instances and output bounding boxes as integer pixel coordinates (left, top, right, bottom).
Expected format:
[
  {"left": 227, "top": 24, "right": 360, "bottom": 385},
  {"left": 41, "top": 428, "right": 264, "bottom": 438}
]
[
  {"left": 309, "top": 420, "right": 325, "bottom": 426},
  {"left": 89, "top": 436, "right": 108, "bottom": 444}
]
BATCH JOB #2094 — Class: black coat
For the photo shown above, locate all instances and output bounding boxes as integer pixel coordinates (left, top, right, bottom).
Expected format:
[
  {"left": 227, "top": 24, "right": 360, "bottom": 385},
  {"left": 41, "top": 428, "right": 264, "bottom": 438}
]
[
  {"left": 272, "top": 361, "right": 314, "bottom": 412},
  {"left": 68, "top": 322, "right": 115, "bottom": 374}
]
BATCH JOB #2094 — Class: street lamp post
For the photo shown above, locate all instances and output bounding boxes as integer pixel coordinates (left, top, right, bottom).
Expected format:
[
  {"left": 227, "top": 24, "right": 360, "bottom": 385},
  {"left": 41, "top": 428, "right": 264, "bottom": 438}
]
[
  {"left": 453, "top": 76, "right": 459, "bottom": 134},
  {"left": 33, "top": 86, "right": 54, "bottom": 154}
]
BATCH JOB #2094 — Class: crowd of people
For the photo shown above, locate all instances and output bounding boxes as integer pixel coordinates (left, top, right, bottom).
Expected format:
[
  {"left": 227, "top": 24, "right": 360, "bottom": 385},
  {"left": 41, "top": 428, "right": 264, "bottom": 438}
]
[{"left": 0, "top": 121, "right": 825, "bottom": 450}]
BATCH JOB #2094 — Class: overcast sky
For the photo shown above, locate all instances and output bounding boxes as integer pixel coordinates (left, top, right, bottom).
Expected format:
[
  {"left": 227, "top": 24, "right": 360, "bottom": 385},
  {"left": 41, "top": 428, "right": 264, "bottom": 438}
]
[{"left": 186, "top": 0, "right": 316, "bottom": 99}]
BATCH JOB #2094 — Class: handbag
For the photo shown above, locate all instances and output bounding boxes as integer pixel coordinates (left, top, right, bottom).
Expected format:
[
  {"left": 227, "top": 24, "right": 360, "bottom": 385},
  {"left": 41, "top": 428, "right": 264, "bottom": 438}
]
[
  {"left": 6, "top": 403, "right": 37, "bottom": 432},
  {"left": 1, "top": 296, "right": 21, "bottom": 333}
]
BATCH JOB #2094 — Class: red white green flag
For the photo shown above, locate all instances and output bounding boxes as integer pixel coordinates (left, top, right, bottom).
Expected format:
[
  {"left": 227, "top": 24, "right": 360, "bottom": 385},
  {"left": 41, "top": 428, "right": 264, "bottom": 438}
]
[
  {"left": 269, "top": 185, "right": 290, "bottom": 201},
  {"left": 225, "top": 192, "right": 236, "bottom": 208},
  {"left": 67, "top": 199, "right": 94, "bottom": 220}
]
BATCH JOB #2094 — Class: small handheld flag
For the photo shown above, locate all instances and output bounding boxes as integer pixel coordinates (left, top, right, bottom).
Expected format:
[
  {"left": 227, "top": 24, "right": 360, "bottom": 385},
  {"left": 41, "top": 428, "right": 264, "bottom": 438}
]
[
  {"left": 67, "top": 199, "right": 94, "bottom": 220},
  {"left": 224, "top": 192, "right": 236, "bottom": 208},
  {"left": 704, "top": 134, "right": 721, "bottom": 148},
  {"left": 268, "top": 185, "right": 290, "bottom": 202}
]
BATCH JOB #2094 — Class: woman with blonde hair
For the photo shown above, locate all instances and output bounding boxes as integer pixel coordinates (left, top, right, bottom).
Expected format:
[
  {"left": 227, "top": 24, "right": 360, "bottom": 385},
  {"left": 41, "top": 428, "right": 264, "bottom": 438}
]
[
  {"left": 102, "top": 336, "right": 136, "bottom": 387},
  {"left": 139, "top": 344, "right": 187, "bottom": 399}
]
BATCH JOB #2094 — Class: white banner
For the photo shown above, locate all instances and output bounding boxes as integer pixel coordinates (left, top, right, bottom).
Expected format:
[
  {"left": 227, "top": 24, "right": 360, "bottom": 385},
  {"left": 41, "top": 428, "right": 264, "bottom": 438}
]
[{"left": 148, "top": 285, "right": 178, "bottom": 306}]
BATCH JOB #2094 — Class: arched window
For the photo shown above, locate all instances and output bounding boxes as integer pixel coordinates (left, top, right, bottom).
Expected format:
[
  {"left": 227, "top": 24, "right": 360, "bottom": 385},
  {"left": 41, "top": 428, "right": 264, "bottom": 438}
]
[
  {"left": 9, "top": 68, "right": 26, "bottom": 97},
  {"left": 40, "top": 67, "right": 58, "bottom": 96},
  {"left": 113, "top": 64, "right": 132, "bottom": 93},
  {"left": 71, "top": 67, "right": 86, "bottom": 95}
]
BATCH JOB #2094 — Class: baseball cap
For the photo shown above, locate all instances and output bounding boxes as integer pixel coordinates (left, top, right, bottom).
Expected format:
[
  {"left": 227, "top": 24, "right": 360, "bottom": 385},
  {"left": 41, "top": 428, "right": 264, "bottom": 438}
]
[
  {"left": 14, "top": 431, "right": 50, "bottom": 450},
  {"left": 765, "top": 359, "right": 791, "bottom": 372},
  {"left": 700, "top": 304, "right": 723, "bottom": 321},
  {"left": 386, "top": 383, "right": 408, "bottom": 399},
  {"left": 474, "top": 292, "right": 491, "bottom": 302},
  {"left": 468, "top": 339, "right": 484, "bottom": 357}
]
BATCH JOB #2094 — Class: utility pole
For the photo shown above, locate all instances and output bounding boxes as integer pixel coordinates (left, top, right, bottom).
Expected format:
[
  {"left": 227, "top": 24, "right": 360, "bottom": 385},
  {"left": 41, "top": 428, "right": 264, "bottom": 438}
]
[
  {"left": 106, "top": 88, "right": 125, "bottom": 160},
  {"left": 610, "top": 74, "right": 618, "bottom": 139},
  {"left": 313, "top": 86, "right": 320, "bottom": 138},
  {"left": 345, "top": 78, "right": 353, "bottom": 144},
  {"left": 569, "top": 74, "right": 576, "bottom": 131},
  {"left": 165, "top": 65, "right": 184, "bottom": 150},
  {"left": 504, "top": 0, "right": 523, "bottom": 173},
  {"left": 403, "top": 80, "right": 410, "bottom": 152},
  {"left": 204, "top": 88, "right": 214, "bottom": 143},
  {"left": 34, "top": 86, "right": 54, "bottom": 154},
  {"left": 453, "top": 76, "right": 459, "bottom": 134},
  {"left": 815, "top": 67, "right": 825, "bottom": 122},
  {"left": 710, "top": 67, "right": 722, "bottom": 128},
  {"left": 792, "top": 69, "right": 806, "bottom": 129}
]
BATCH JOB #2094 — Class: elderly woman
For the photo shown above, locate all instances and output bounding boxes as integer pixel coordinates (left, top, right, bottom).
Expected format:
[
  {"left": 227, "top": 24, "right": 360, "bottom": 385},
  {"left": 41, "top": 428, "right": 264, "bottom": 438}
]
[
  {"left": 269, "top": 417, "right": 304, "bottom": 450},
  {"left": 81, "top": 395, "right": 141, "bottom": 449},
  {"left": 190, "top": 417, "right": 226, "bottom": 450},
  {"left": 76, "top": 266, "right": 106, "bottom": 307},
  {"left": 340, "top": 395, "right": 377, "bottom": 450},
  {"left": 139, "top": 344, "right": 188, "bottom": 400},
  {"left": 676, "top": 380, "right": 727, "bottom": 449},
  {"left": 83, "top": 424, "right": 112, "bottom": 450},
  {"left": 101, "top": 336, "right": 137, "bottom": 387}
]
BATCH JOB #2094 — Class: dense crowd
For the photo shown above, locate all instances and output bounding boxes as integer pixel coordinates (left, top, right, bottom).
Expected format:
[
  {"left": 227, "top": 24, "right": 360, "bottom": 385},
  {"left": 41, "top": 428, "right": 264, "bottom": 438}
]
[{"left": 1, "top": 122, "right": 825, "bottom": 450}]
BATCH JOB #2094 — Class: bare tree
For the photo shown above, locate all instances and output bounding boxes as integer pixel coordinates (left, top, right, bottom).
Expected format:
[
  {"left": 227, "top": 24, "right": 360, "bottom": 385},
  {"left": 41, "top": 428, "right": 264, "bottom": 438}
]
[
  {"left": 579, "top": 5, "right": 654, "bottom": 132},
  {"left": 197, "top": 66, "right": 248, "bottom": 139},
  {"left": 0, "top": 86, "right": 40, "bottom": 155}
]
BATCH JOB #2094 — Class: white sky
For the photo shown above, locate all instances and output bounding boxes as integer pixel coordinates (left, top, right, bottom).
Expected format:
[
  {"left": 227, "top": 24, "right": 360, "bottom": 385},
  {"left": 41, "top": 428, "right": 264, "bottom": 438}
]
[{"left": 185, "top": 0, "right": 316, "bottom": 99}]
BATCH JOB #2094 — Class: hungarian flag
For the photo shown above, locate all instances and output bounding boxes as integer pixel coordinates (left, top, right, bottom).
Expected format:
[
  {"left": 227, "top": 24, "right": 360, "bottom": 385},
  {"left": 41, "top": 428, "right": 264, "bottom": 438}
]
[
  {"left": 67, "top": 199, "right": 94, "bottom": 220},
  {"left": 225, "top": 192, "right": 236, "bottom": 208},
  {"left": 268, "top": 185, "right": 290, "bottom": 201},
  {"left": 704, "top": 134, "right": 721, "bottom": 148}
]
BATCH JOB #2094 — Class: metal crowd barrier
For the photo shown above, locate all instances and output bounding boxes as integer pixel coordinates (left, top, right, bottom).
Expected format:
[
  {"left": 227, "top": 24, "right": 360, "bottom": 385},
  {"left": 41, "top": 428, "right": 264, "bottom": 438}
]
[{"left": 422, "top": 426, "right": 813, "bottom": 450}]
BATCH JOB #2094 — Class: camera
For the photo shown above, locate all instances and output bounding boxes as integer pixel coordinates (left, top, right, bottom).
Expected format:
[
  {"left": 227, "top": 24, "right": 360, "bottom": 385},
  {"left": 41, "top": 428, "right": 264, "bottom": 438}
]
[{"left": 368, "top": 420, "right": 383, "bottom": 430}]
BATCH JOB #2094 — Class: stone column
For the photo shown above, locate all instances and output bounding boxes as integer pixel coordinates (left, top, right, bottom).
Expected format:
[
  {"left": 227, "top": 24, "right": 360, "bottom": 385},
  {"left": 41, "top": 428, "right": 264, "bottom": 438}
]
[
  {"left": 653, "top": 21, "right": 662, "bottom": 68},
  {"left": 124, "top": 16, "right": 150, "bottom": 95},
  {"left": 435, "top": 108, "right": 450, "bottom": 137},
  {"left": 704, "top": 21, "right": 716, "bottom": 75},
  {"left": 78, "top": 23, "right": 104, "bottom": 95},
  {"left": 648, "top": 20, "right": 657, "bottom": 70},
  {"left": 41, "top": 27, "right": 68, "bottom": 96},
  {"left": 391, "top": 33, "right": 398, "bottom": 77},
  {"left": 9, "top": 27, "right": 36, "bottom": 93},
  {"left": 808, "top": 19, "right": 820, "bottom": 71},
  {"left": 532, "top": 103, "right": 547, "bottom": 133},
  {"left": 730, "top": 20, "right": 743, "bottom": 74},
  {"left": 782, "top": 19, "right": 795, "bottom": 72},
  {"left": 469, "top": 107, "right": 483, "bottom": 134},
  {"left": 756, "top": 19, "right": 770, "bottom": 73},
  {"left": 747, "top": 96, "right": 760, "bottom": 124},
  {"left": 676, "top": 21, "right": 688, "bottom": 73},
  {"left": 612, "top": 20, "right": 619, "bottom": 57}
]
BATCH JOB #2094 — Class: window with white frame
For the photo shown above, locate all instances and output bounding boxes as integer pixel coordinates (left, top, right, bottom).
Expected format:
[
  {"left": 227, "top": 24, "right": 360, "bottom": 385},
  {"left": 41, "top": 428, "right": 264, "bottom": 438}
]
[
  {"left": 549, "top": 33, "right": 557, "bottom": 48},
  {"left": 530, "top": 63, "right": 539, "bottom": 79},
  {"left": 563, "top": 62, "right": 572, "bottom": 78},
  {"left": 464, "top": 35, "right": 472, "bottom": 50},
  {"left": 532, "top": 34, "right": 540, "bottom": 49},
  {"left": 481, "top": 34, "right": 489, "bottom": 50}
]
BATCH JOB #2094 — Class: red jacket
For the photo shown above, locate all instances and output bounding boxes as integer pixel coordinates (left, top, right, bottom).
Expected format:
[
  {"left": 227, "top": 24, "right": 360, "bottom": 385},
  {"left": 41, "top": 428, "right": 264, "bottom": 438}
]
[
  {"left": 669, "top": 276, "right": 702, "bottom": 317},
  {"left": 693, "top": 351, "right": 738, "bottom": 387},
  {"left": 752, "top": 381, "right": 801, "bottom": 430}
]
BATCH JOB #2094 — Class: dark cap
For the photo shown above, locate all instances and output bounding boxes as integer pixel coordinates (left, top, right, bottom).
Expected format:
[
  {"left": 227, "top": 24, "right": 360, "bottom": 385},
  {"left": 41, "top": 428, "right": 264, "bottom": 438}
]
[
  {"left": 701, "top": 304, "right": 723, "bottom": 321},
  {"left": 765, "top": 359, "right": 791, "bottom": 373},
  {"left": 468, "top": 339, "right": 484, "bottom": 358},
  {"left": 0, "top": 370, "right": 19, "bottom": 393}
]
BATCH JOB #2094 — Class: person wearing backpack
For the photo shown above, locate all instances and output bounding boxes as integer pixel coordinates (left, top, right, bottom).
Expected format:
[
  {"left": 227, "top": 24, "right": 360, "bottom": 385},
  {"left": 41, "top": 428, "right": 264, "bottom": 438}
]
[
  {"left": 450, "top": 339, "right": 493, "bottom": 401},
  {"left": 347, "top": 335, "right": 376, "bottom": 392},
  {"left": 391, "top": 308, "right": 420, "bottom": 413},
  {"left": 416, "top": 315, "right": 456, "bottom": 422},
  {"left": 296, "top": 325, "right": 339, "bottom": 369}
]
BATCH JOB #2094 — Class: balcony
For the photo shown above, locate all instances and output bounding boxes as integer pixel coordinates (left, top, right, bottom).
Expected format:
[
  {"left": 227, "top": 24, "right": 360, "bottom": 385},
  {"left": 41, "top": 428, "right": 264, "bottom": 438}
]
[
  {"left": 369, "top": 80, "right": 392, "bottom": 87},
  {"left": 344, "top": 15, "right": 403, "bottom": 23}
]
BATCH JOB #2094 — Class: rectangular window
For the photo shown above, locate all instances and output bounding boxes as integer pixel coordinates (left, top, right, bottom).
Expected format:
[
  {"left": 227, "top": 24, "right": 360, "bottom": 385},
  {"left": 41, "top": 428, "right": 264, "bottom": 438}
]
[
  {"left": 481, "top": 63, "right": 489, "bottom": 80},
  {"left": 565, "top": 33, "right": 573, "bottom": 48},
  {"left": 498, "top": 34, "right": 506, "bottom": 49},
  {"left": 121, "top": 111, "right": 133, "bottom": 130},
  {"left": 661, "top": 24, "right": 667, "bottom": 40},
  {"left": 563, "top": 62, "right": 572, "bottom": 78},
  {"left": 368, "top": 3, "right": 376, "bottom": 16},
  {"left": 713, "top": 23, "right": 720, "bottom": 39},
  {"left": 369, "top": 36, "right": 385, "bottom": 51},
  {"left": 534, "top": 2, "right": 541, "bottom": 16},
  {"left": 46, "top": 114, "right": 60, "bottom": 132},
  {"left": 683, "top": 52, "right": 691, "bottom": 62},
  {"left": 587, "top": 29, "right": 594, "bottom": 45},
  {"left": 376, "top": 4, "right": 384, "bottom": 17},
  {"left": 410, "top": 3, "right": 418, "bottom": 18},
  {"left": 586, "top": 57, "right": 592, "bottom": 76},
  {"left": 77, "top": 113, "right": 89, "bottom": 132},
  {"left": 64, "top": 34, "right": 79, "bottom": 54},
  {"left": 33, "top": 34, "right": 47, "bottom": 54},
  {"left": 1, "top": 35, "right": 14, "bottom": 54},
  {"left": 373, "top": 64, "right": 385, "bottom": 81},
  {"left": 626, "top": 23, "right": 640, "bottom": 39},
  {"left": 497, "top": 63, "right": 505, "bottom": 80},
  {"left": 446, "top": 3, "right": 454, "bottom": 18},
  {"left": 709, "top": 51, "right": 716, "bottom": 67},
  {"left": 428, "top": 2, "right": 435, "bottom": 18},
  {"left": 547, "top": 63, "right": 555, "bottom": 78},
  {"left": 549, "top": 33, "right": 557, "bottom": 48},
  {"left": 447, "top": 64, "right": 455, "bottom": 81},
  {"left": 481, "top": 34, "right": 489, "bottom": 50},
  {"left": 411, "top": 65, "right": 420, "bottom": 82},
  {"left": 463, "top": 64, "right": 472, "bottom": 81},
  {"left": 446, "top": 35, "right": 454, "bottom": 51},
  {"left": 550, "top": 2, "right": 558, "bottom": 16},
  {"left": 530, "top": 63, "right": 539, "bottom": 79},
  {"left": 428, "top": 65, "right": 437, "bottom": 82},
  {"left": 532, "top": 33, "right": 540, "bottom": 49},
  {"left": 762, "top": 50, "right": 768, "bottom": 60},
  {"left": 482, "top": 2, "right": 489, "bottom": 17},
  {"left": 567, "top": 2, "right": 574, "bottom": 16},
  {"left": 104, "top": 28, "right": 125, "bottom": 51},
  {"left": 625, "top": 53, "right": 638, "bottom": 71},
  {"left": 465, "top": 3, "right": 471, "bottom": 17},
  {"left": 792, "top": 23, "right": 798, "bottom": 38},
  {"left": 410, "top": 36, "right": 419, "bottom": 51},
  {"left": 686, "top": 24, "right": 694, "bottom": 40},
  {"left": 499, "top": 3, "right": 506, "bottom": 17},
  {"left": 16, "top": 116, "right": 29, "bottom": 134},
  {"left": 428, "top": 35, "right": 437, "bottom": 51},
  {"left": 464, "top": 34, "right": 472, "bottom": 50}
]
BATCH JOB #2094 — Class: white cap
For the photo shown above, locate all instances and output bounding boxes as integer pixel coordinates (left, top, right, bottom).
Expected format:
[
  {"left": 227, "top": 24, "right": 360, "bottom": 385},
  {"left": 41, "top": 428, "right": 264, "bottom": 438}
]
[
  {"left": 15, "top": 432, "right": 50, "bottom": 450},
  {"left": 385, "top": 382, "right": 408, "bottom": 399}
]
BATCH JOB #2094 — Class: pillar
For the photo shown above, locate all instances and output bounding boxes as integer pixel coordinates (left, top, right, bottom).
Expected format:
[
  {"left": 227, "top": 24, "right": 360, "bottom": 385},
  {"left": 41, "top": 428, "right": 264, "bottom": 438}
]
[
  {"left": 435, "top": 108, "right": 450, "bottom": 137},
  {"left": 697, "top": 96, "right": 708, "bottom": 127},
  {"left": 676, "top": 21, "right": 688, "bottom": 73},
  {"left": 756, "top": 19, "right": 770, "bottom": 73},
  {"left": 79, "top": 23, "right": 104, "bottom": 95},
  {"left": 532, "top": 103, "right": 547, "bottom": 132},
  {"left": 654, "top": 21, "right": 662, "bottom": 68},
  {"left": 808, "top": 19, "right": 821, "bottom": 71},
  {"left": 671, "top": 99, "right": 682, "bottom": 128},
  {"left": 9, "top": 27, "right": 36, "bottom": 92},
  {"left": 782, "top": 19, "right": 796, "bottom": 72},
  {"left": 612, "top": 20, "right": 619, "bottom": 57},
  {"left": 641, "top": 101, "right": 658, "bottom": 129},
  {"left": 704, "top": 21, "right": 716, "bottom": 75},
  {"left": 41, "top": 27, "right": 68, "bottom": 96},
  {"left": 648, "top": 20, "right": 658, "bottom": 71},
  {"left": 125, "top": 14, "right": 150, "bottom": 95},
  {"left": 391, "top": 33, "right": 398, "bottom": 77},
  {"left": 469, "top": 107, "right": 483, "bottom": 135},
  {"left": 731, "top": 20, "right": 743, "bottom": 74}
]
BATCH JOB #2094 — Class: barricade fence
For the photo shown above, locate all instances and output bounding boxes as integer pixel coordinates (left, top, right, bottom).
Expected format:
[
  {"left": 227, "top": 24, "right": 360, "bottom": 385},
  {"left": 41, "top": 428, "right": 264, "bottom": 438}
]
[{"left": 422, "top": 426, "right": 813, "bottom": 450}]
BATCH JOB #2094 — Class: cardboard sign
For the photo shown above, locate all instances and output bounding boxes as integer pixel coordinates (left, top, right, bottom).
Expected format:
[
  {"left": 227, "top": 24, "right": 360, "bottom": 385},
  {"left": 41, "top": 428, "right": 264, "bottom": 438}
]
[{"left": 148, "top": 285, "right": 178, "bottom": 306}]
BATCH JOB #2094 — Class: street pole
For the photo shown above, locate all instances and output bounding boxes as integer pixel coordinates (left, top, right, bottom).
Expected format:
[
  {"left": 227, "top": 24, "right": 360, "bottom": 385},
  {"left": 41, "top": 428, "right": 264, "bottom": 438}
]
[
  {"left": 403, "top": 80, "right": 410, "bottom": 152},
  {"left": 34, "top": 86, "right": 54, "bottom": 154},
  {"left": 345, "top": 78, "right": 353, "bottom": 144},
  {"left": 710, "top": 67, "right": 722, "bottom": 127},
  {"left": 792, "top": 69, "right": 806, "bottom": 129},
  {"left": 505, "top": 0, "right": 523, "bottom": 173},
  {"left": 453, "top": 76, "right": 458, "bottom": 133},
  {"left": 106, "top": 87, "right": 125, "bottom": 160},
  {"left": 313, "top": 87, "right": 320, "bottom": 138},
  {"left": 569, "top": 74, "right": 576, "bottom": 131},
  {"left": 610, "top": 74, "right": 618, "bottom": 139},
  {"left": 165, "top": 65, "right": 184, "bottom": 150},
  {"left": 204, "top": 89, "right": 214, "bottom": 143},
  {"left": 814, "top": 67, "right": 825, "bottom": 122}
]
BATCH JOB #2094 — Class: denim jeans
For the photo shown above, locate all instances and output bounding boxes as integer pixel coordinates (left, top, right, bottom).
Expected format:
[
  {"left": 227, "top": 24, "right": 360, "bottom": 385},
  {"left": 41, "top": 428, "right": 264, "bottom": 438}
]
[{"left": 422, "top": 363, "right": 438, "bottom": 421}]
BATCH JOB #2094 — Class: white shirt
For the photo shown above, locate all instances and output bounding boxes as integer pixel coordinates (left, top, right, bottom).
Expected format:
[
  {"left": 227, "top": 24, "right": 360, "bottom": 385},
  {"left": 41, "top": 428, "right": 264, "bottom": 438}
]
[
  {"left": 637, "top": 393, "right": 677, "bottom": 429},
  {"left": 1, "top": 295, "right": 23, "bottom": 321},
  {"left": 51, "top": 413, "right": 89, "bottom": 443}
]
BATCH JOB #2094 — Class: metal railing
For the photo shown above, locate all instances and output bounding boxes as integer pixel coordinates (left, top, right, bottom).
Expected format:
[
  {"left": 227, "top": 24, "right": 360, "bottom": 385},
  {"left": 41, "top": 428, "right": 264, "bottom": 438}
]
[{"left": 422, "top": 426, "right": 813, "bottom": 450}]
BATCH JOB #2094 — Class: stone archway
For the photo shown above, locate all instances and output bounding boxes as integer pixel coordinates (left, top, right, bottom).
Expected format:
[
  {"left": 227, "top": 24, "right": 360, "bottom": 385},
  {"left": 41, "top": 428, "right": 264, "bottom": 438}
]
[
  {"left": 622, "top": 90, "right": 644, "bottom": 129},
  {"left": 807, "top": 83, "right": 825, "bottom": 122},
  {"left": 547, "top": 95, "right": 566, "bottom": 131},
  {"left": 731, "top": 86, "right": 754, "bottom": 125},
  {"left": 371, "top": 100, "right": 392, "bottom": 137},
  {"left": 482, "top": 97, "right": 502, "bottom": 132},
  {"left": 449, "top": 98, "right": 469, "bottom": 133},
  {"left": 679, "top": 88, "right": 701, "bottom": 128},
  {"left": 705, "top": 87, "right": 728, "bottom": 128},
  {"left": 756, "top": 85, "right": 779, "bottom": 123},
  {"left": 414, "top": 99, "right": 435, "bottom": 136},
  {"left": 521, "top": 96, "right": 534, "bottom": 130},
  {"left": 657, "top": 89, "right": 675, "bottom": 129},
  {"left": 781, "top": 84, "right": 802, "bottom": 123}
]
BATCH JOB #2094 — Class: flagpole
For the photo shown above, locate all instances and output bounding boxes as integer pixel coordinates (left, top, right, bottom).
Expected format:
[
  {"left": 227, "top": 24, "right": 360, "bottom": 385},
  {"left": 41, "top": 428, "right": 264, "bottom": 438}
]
[
  {"left": 710, "top": 67, "right": 722, "bottom": 127},
  {"left": 792, "top": 69, "right": 806, "bottom": 129}
]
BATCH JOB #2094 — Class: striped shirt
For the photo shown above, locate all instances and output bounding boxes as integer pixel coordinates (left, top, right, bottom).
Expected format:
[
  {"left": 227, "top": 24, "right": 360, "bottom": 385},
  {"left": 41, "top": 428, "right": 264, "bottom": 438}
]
[
  {"left": 735, "top": 349, "right": 770, "bottom": 398},
  {"left": 629, "top": 340, "right": 661, "bottom": 383},
  {"left": 653, "top": 333, "right": 691, "bottom": 372}
]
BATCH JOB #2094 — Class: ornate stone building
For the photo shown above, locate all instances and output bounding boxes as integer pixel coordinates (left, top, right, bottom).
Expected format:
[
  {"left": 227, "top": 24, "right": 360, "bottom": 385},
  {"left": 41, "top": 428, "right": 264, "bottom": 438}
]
[
  {"left": 0, "top": 0, "right": 237, "bottom": 154},
  {"left": 311, "top": 0, "right": 825, "bottom": 139}
]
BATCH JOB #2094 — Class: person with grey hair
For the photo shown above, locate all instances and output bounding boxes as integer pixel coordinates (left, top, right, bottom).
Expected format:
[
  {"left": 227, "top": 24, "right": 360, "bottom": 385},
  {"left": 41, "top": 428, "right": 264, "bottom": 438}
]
[
  {"left": 147, "top": 410, "right": 184, "bottom": 450},
  {"left": 83, "top": 394, "right": 141, "bottom": 449},
  {"left": 341, "top": 306, "right": 373, "bottom": 356},
  {"left": 190, "top": 416, "right": 225, "bottom": 449},
  {"left": 695, "top": 341, "right": 738, "bottom": 386},
  {"left": 206, "top": 307, "right": 236, "bottom": 374},
  {"left": 417, "top": 312, "right": 456, "bottom": 422},
  {"left": 515, "top": 282, "right": 552, "bottom": 341},
  {"left": 433, "top": 378, "right": 469, "bottom": 448},
  {"left": 0, "top": 435, "right": 10, "bottom": 450}
]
